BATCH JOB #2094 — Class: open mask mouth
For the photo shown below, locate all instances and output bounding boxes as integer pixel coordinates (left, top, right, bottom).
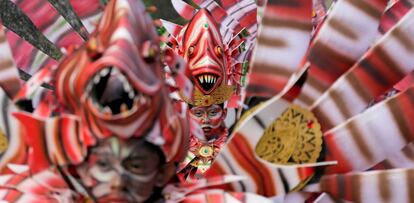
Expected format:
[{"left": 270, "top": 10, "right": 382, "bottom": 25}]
[
  {"left": 86, "top": 67, "right": 149, "bottom": 116},
  {"left": 196, "top": 73, "right": 219, "bottom": 93}
]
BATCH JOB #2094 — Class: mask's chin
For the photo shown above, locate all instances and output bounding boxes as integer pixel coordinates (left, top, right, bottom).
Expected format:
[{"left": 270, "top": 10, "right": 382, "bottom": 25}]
[{"left": 85, "top": 67, "right": 150, "bottom": 118}]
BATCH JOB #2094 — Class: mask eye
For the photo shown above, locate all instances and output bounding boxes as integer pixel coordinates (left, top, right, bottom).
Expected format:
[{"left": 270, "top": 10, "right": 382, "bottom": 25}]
[
  {"left": 188, "top": 46, "right": 195, "bottom": 58},
  {"left": 215, "top": 45, "right": 223, "bottom": 57}
]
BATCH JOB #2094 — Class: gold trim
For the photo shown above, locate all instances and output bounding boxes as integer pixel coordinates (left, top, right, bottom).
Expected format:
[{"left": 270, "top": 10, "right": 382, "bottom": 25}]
[{"left": 180, "top": 84, "right": 235, "bottom": 106}]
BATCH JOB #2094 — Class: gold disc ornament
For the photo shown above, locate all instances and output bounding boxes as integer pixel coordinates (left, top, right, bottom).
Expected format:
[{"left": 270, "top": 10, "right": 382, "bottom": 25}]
[
  {"left": 255, "top": 104, "right": 323, "bottom": 165},
  {"left": 198, "top": 146, "right": 214, "bottom": 158}
]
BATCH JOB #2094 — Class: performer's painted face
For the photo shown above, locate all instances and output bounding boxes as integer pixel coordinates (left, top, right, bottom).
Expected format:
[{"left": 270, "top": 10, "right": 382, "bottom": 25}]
[
  {"left": 190, "top": 104, "right": 226, "bottom": 138},
  {"left": 76, "top": 137, "right": 174, "bottom": 203}
]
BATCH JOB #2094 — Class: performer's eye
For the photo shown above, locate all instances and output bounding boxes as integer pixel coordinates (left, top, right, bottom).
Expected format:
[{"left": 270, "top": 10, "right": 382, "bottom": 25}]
[
  {"left": 188, "top": 46, "right": 195, "bottom": 58},
  {"left": 215, "top": 45, "right": 223, "bottom": 57},
  {"left": 96, "top": 159, "right": 111, "bottom": 171},
  {"left": 209, "top": 110, "right": 218, "bottom": 117},
  {"left": 124, "top": 160, "right": 144, "bottom": 174},
  {"left": 191, "top": 110, "right": 203, "bottom": 117}
]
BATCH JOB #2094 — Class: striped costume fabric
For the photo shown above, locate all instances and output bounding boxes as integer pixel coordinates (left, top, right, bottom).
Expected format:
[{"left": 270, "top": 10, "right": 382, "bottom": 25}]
[
  {"left": 0, "top": 165, "right": 79, "bottom": 202},
  {"left": 369, "top": 74, "right": 414, "bottom": 170},
  {"left": 0, "top": 89, "right": 26, "bottom": 173},
  {"left": 377, "top": 142, "right": 414, "bottom": 169},
  {"left": 180, "top": 190, "right": 272, "bottom": 203},
  {"left": 171, "top": 0, "right": 197, "bottom": 21},
  {"left": 13, "top": 65, "right": 53, "bottom": 106},
  {"left": 379, "top": 0, "right": 413, "bottom": 34},
  {"left": 294, "top": 0, "right": 389, "bottom": 107},
  {"left": 323, "top": 85, "right": 414, "bottom": 173},
  {"left": 246, "top": 0, "right": 312, "bottom": 99},
  {"left": 0, "top": 26, "right": 21, "bottom": 99},
  {"left": 310, "top": 8, "right": 414, "bottom": 131},
  {"left": 0, "top": 165, "right": 269, "bottom": 203},
  {"left": 305, "top": 168, "right": 414, "bottom": 203},
  {"left": 162, "top": 175, "right": 272, "bottom": 202},
  {"left": 12, "top": 113, "right": 85, "bottom": 172}
]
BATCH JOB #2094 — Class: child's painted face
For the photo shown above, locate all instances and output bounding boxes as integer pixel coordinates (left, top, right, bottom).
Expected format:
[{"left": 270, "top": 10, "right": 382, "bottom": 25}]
[
  {"left": 76, "top": 137, "right": 173, "bottom": 203},
  {"left": 190, "top": 104, "right": 226, "bottom": 138}
]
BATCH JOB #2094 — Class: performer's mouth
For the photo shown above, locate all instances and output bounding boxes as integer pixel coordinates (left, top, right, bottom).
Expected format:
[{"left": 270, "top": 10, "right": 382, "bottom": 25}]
[{"left": 202, "top": 127, "right": 213, "bottom": 134}]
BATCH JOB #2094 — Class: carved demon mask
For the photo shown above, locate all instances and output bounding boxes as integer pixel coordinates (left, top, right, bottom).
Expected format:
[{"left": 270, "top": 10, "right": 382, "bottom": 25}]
[
  {"left": 183, "top": 9, "right": 227, "bottom": 95},
  {"left": 53, "top": 0, "right": 188, "bottom": 163}
]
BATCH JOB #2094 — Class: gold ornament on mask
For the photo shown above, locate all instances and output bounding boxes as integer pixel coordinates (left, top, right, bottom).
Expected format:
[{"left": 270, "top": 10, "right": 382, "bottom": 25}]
[
  {"left": 255, "top": 104, "right": 323, "bottom": 165},
  {"left": 180, "top": 83, "right": 234, "bottom": 106}
]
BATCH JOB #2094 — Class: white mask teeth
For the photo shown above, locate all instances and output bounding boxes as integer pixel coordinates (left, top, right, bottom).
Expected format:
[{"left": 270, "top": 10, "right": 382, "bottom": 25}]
[
  {"left": 111, "top": 68, "right": 120, "bottom": 76},
  {"left": 93, "top": 74, "right": 101, "bottom": 84},
  {"left": 128, "top": 91, "right": 135, "bottom": 99},
  {"left": 123, "top": 80, "right": 132, "bottom": 92},
  {"left": 100, "top": 68, "right": 110, "bottom": 77},
  {"left": 198, "top": 74, "right": 218, "bottom": 84},
  {"left": 86, "top": 83, "right": 93, "bottom": 93}
]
